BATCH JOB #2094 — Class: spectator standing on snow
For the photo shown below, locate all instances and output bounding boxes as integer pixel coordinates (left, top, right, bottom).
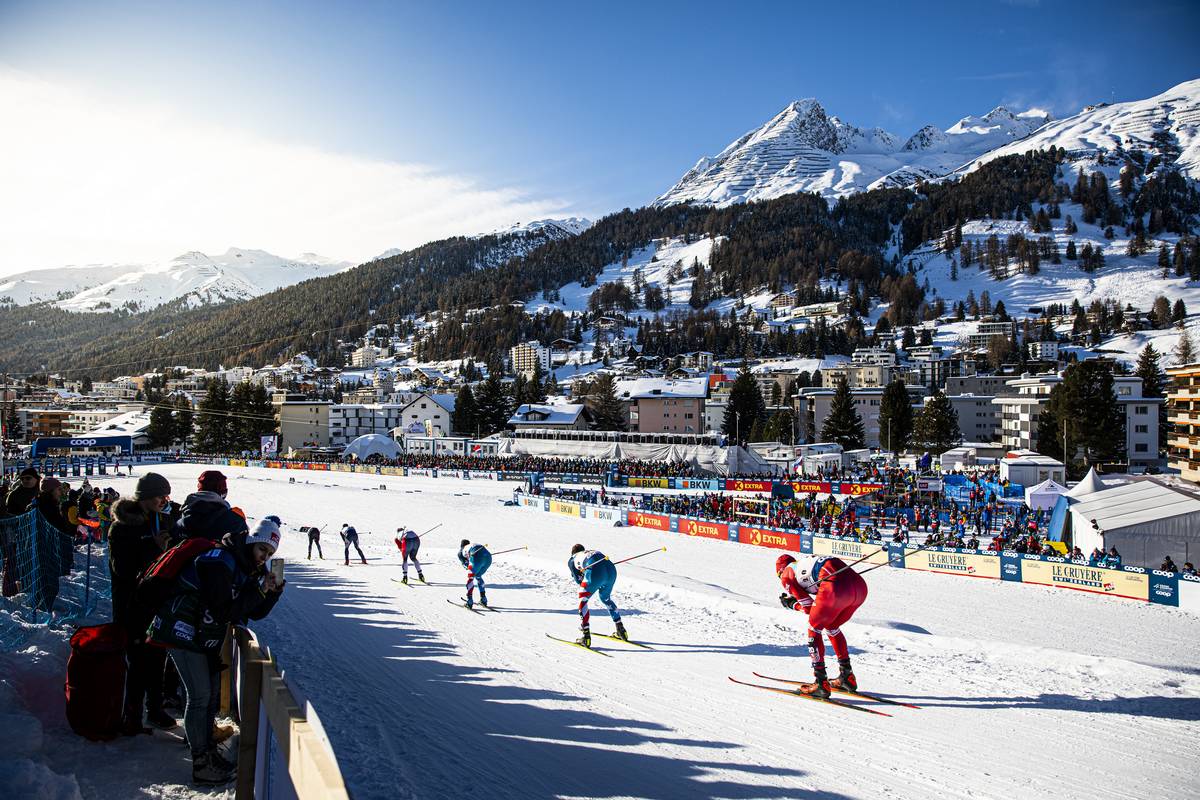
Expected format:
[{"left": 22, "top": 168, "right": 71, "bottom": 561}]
[{"left": 173, "top": 471, "right": 247, "bottom": 543}]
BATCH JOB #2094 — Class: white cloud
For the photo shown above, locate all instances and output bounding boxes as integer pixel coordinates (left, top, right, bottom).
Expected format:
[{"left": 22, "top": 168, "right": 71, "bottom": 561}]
[{"left": 0, "top": 69, "right": 577, "bottom": 276}]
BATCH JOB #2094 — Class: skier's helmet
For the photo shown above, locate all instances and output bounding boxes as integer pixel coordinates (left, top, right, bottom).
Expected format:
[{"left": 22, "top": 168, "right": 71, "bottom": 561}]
[
  {"left": 571, "top": 543, "right": 585, "bottom": 555},
  {"left": 460, "top": 539, "right": 470, "bottom": 548},
  {"left": 775, "top": 554, "right": 796, "bottom": 576}
]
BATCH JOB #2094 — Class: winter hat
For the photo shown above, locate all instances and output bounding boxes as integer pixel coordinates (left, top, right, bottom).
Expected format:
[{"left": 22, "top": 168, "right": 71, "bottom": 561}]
[
  {"left": 134, "top": 472, "right": 172, "bottom": 501},
  {"left": 265, "top": 515, "right": 282, "bottom": 526},
  {"left": 19, "top": 467, "right": 39, "bottom": 479},
  {"left": 197, "top": 470, "right": 228, "bottom": 497},
  {"left": 775, "top": 554, "right": 796, "bottom": 575},
  {"left": 246, "top": 518, "right": 281, "bottom": 554},
  {"left": 40, "top": 477, "right": 62, "bottom": 493}
]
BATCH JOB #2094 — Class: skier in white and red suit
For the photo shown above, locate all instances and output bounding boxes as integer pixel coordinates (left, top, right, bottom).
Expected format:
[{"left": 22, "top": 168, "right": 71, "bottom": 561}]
[{"left": 776, "top": 553, "right": 868, "bottom": 698}]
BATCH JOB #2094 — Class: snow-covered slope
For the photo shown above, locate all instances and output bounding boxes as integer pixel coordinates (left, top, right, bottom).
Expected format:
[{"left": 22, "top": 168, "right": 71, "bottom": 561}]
[
  {"left": 966, "top": 78, "right": 1200, "bottom": 180},
  {"left": 656, "top": 98, "right": 1050, "bottom": 206},
  {"left": 371, "top": 217, "right": 592, "bottom": 263},
  {"left": 7, "top": 249, "right": 354, "bottom": 313}
]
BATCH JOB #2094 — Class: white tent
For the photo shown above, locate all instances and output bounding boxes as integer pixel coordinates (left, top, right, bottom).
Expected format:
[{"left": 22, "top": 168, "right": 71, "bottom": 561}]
[
  {"left": 1066, "top": 467, "right": 1108, "bottom": 498},
  {"left": 342, "top": 434, "right": 403, "bottom": 461},
  {"left": 1068, "top": 479, "right": 1200, "bottom": 566},
  {"left": 1024, "top": 478, "right": 1068, "bottom": 511}
]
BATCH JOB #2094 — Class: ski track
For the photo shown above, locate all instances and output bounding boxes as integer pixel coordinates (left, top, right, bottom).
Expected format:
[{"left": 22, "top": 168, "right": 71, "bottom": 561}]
[{"left": 101, "top": 465, "right": 1200, "bottom": 800}]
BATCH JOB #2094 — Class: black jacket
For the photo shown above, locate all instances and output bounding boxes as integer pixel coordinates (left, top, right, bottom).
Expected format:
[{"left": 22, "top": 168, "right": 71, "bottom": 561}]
[
  {"left": 5, "top": 484, "right": 38, "bottom": 516},
  {"left": 172, "top": 491, "right": 248, "bottom": 543},
  {"left": 108, "top": 498, "right": 170, "bottom": 631},
  {"left": 190, "top": 529, "right": 283, "bottom": 629}
]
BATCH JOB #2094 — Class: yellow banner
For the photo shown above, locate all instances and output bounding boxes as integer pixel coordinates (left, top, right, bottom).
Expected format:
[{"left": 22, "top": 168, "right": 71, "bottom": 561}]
[
  {"left": 905, "top": 548, "right": 1000, "bottom": 579},
  {"left": 549, "top": 500, "right": 580, "bottom": 516},
  {"left": 812, "top": 537, "right": 889, "bottom": 565},
  {"left": 228, "top": 459, "right": 247, "bottom": 467},
  {"left": 1021, "top": 559, "right": 1148, "bottom": 600},
  {"left": 381, "top": 466, "right": 403, "bottom": 476}
]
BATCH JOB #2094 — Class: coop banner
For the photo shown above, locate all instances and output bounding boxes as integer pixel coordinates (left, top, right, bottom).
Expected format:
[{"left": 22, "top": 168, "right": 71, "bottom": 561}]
[
  {"left": 1000, "top": 551, "right": 1023, "bottom": 581},
  {"left": 812, "top": 536, "right": 889, "bottom": 565},
  {"left": 799, "top": 529, "right": 814, "bottom": 555},
  {"left": 679, "top": 518, "right": 728, "bottom": 540},
  {"left": 1148, "top": 570, "right": 1179, "bottom": 607},
  {"left": 1019, "top": 558, "right": 1149, "bottom": 601},
  {"left": 726, "top": 478, "right": 774, "bottom": 493},
  {"left": 737, "top": 525, "right": 799, "bottom": 551},
  {"left": 627, "top": 511, "right": 671, "bottom": 532},
  {"left": 905, "top": 547, "right": 1001, "bottom": 579},
  {"left": 1178, "top": 573, "right": 1200, "bottom": 614}
]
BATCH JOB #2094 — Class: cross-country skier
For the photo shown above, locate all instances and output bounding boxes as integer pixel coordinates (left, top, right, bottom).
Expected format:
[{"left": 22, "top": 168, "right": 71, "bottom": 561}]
[
  {"left": 394, "top": 526, "right": 424, "bottom": 584},
  {"left": 568, "top": 543, "right": 626, "bottom": 648},
  {"left": 304, "top": 524, "right": 323, "bottom": 560},
  {"left": 457, "top": 539, "right": 490, "bottom": 608},
  {"left": 341, "top": 524, "right": 367, "bottom": 565},
  {"left": 776, "top": 553, "right": 868, "bottom": 698}
]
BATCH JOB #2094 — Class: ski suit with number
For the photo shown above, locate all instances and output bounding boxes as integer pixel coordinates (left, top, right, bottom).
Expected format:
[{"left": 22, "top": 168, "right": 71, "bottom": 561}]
[
  {"left": 569, "top": 549, "right": 620, "bottom": 630},
  {"left": 394, "top": 529, "right": 421, "bottom": 578},
  {"left": 780, "top": 555, "right": 867, "bottom": 672},
  {"left": 458, "top": 544, "right": 491, "bottom": 604}
]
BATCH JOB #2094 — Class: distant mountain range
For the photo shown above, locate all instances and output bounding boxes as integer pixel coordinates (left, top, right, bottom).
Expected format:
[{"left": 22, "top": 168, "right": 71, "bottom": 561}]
[
  {"left": 656, "top": 78, "right": 1200, "bottom": 206},
  {"left": 0, "top": 248, "right": 353, "bottom": 312}
]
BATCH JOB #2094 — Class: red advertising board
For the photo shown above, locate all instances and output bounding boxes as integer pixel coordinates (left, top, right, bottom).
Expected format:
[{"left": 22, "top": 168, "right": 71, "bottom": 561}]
[
  {"left": 838, "top": 482, "right": 884, "bottom": 496},
  {"left": 628, "top": 511, "right": 671, "bottom": 531},
  {"left": 790, "top": 481, "right": 833, "bottom": 494},
  {"left": 725, "top": 478, "right": 774, "bottom": 493},
  {"left": 680, "top": 518, "right": 728, "bottom": 540},
  {"left": 737, "top": 525, "right": 800, "bottom": 551}
]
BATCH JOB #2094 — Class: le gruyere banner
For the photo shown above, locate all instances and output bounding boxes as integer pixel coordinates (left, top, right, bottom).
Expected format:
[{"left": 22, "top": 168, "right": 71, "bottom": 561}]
[
  {"left": 1020, "top": 558, "right": 1149, "bottom": 601},
  {"left": 812, "top": 536, "right": 890, "bottom": 565},
  {"left": 905, "top": 547, "right": 1000, "bottom": 579}
]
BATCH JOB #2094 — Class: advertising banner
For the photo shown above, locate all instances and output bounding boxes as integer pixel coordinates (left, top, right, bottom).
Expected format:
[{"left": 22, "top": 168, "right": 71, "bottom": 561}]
[
  {"left": 790, "top": 481, "right": 832, "bottom": 495},
  {"left": 887, "top": 542, "right": 906, "bottom": 568},
  {"left": 628, "top": 477, "right": 670, "bottom": 489},
  {"left": 627, "top": 511, "right": 671, "bottom": 532},
  {"left": 469, "top": 470, "right": 497, "bottom": 480},
  {"left": 676, "top": 478, "right": 723, "bottom": 492},
  {"left": 550, "top": 499, "right": 581, "bottom": 517},
  {"left": 679, "top": 518, "right": 729, "bottom": 540},
  {"left": 578, "top": 474, "right": 605, "bottom": 485},
  {"left": 799, "top": 529, "right": 814, "bottom": 555},
  {"left": 1148, "top": 570, "right": 1179, "bottom": 607},
  {"left": 260, "top": 435, "right": 278, "bottom": 458},
  {"left": 1000, "top": 551, "right": 1022, "bottom": 582},
  {"left": 587, "top": 506, "right": 621, "bottom": 523},
  {"left": 812, "top": 536, "right": 889, "bottom": 565},
  {"left": 1019, "top": 557, "right": 1149, "bottom": 601},
  {"left": 726, "top": 478, "right": 774, "bottom": 493},
  {"left": 409, "top": 468, "right": 434, "bottom": 477},
  {"left": 497, "top": 472, "right": 528, "bottom": 482},
  {"left": 737, "top": 524, "right": 799, "bottom": 550},
  {"left": 550, "top": 473, "right": 582, "bottom": 484},
  {"left": 332, "top": 464, "right": 353, "bottom": 472},
  {"left": 1178, "top": 572, "right": 1200, "bottom": 614},
  {"left": 380, "top": 466, "right": 404, "bottom": 476},
  {"left": 904, "top": 547, "right": 1001, "bottom": 579},
  {"left": 519, "top": 496, "right": 542, "bottom": 509},
  {"left": 915, "top": 478, "right": 943, "bottom": 493},
  {"left": 439, "top": 470, "right": 464, "bottom": 480},
  {"left": 836, "top": 482, "right": 885, "bottom": 496}
]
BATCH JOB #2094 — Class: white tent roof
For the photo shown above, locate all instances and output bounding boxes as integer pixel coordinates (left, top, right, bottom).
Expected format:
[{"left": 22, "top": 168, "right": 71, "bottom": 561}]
[
  {"left": 1068, "top": 480, "right": 1200, "bottom": 535},
  {"left": 1024, "top": 478, "right": 1068, "bottom": 510},
  {"left": 1066, "top": 467, "right": 1107, "bottom": 498},
  {"left": 342, "top": 434, "right": 403, "bottom": 461}
]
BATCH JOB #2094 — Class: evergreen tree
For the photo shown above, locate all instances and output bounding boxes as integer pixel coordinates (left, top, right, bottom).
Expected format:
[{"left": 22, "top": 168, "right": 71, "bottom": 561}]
[
  {"left": 243, "top": 383, "right": 278, "bottom": 452},
  {"left": 721, "top": 365, "right": 767, "bottom": 443},
  {"left": 195, "top": 378, "right": 231, "bottom": 453},
  {"left": 1135, "top": 343, "right": 1165, "bottom": 458},
  {"left": 528, "top": 364, "right": 549, "bottom": 404},
  {"left": 2, "top": 402, "right": 23, "bottom": 443},
  {"left": 1172, "top": 299, "right": 1188, "bottom": 326},
  {"left": 473, "top": 374, "right": 513, "bottom": 435},
  {"left": 878, "top": 378, "right": 914, "bottom": 455},
  {"left": 1175, "top": 328, "right": 1196, "bottom": 366},
  {"left": 912, "top": 390, "right": 960, "bottom": 453},
  {"left": 587, "top": 374, "right": 627, "bottom": 431},
  {"left": 146, "top": 401, "right": 176, "bottom": 449},
  {"left": 762, "top": 408, "right": 796, "bottom": 444},
  {"left": 174, "top": 395, "right": 195, "bottom": 449},
  {"left": 228, "top": 380, "right": 255, "bottom": 452},
  {"left": 820, "top": 377, "right": 865, "bottom": 450},
  {"left": 452, "top": 383, "right": 480, "bottom": 436},
  {"left": 1036, "top": 361, "right": 1124, "bottom": 476}
]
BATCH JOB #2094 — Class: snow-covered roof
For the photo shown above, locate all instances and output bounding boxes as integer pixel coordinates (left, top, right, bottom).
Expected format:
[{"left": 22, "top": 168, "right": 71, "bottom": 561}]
[
  {"left": 615, "top": 377, "right": 708, "bottom": 400},
  {"left": 508, "top": 403, "right": 585, "bottom": 426},
  {"left": 1068, "top": 480, "right": 1200, "bottom": 534},
  {"left": 82, "top": 409, "right": 152, "bottom": 436},
  {"left": 397, "top": 392, "right": 456, "bottom": 414}
]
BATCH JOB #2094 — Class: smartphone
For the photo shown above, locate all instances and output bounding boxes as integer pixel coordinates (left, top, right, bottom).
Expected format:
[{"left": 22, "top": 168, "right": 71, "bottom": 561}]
[{"left": 270, "top": 558, "right": 285, "bottom": 582}]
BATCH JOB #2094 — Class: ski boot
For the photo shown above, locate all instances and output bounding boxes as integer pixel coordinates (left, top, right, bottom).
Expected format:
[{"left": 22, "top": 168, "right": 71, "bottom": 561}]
[
  {"left": 418, "top": 572, "right": 426, "bottom": 584},
  {"left": 797, "top": 666, "right": 832, "bottom": 699},
  {"left": 614, "top": 620, "right": 629, "bottom": 641},
  {"left": 400, "top": 575, "right": 408, "bottom": 585},
  {"left": 360, "top": 558, "right": 368, "bottom": 565},
  {"left": 464, "top": 595, "right": 474, "bottom": 609},
  {"left": 829, "top": 658, "right": 858, "bottom": 692},
  {"left": 576, "top": 628, "right": 592, "bottom": 648},
  {"left": 479, "top": 594, "right": 489, "bottom": 609},
  {"left": 343, "top": 559, "right": 350, "bottom": 566}
]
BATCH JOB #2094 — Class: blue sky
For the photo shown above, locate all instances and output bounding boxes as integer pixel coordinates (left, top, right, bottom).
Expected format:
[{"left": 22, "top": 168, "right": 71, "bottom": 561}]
[{"left": 0, "top": 0, "right": 1197, "bottom": 270}]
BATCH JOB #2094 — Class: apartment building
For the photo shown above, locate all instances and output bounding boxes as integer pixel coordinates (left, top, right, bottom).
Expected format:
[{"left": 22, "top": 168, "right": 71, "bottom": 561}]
[
  {"left": 510, "top": 341, "right": 551, "bottom": 377},
  {"left": 615, "top": 378, "right": 706, "bottom": 434},
  {"left": 1167, "top": 362, "right": 1200, "bottom": 483}
]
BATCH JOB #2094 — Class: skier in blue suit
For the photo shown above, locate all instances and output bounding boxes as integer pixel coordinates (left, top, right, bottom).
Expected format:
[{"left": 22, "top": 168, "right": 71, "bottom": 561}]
[
  {"left": 458, "top": 539, "right": 491, "bottom": 608},
  {"left": 568, "top": 543, "right": 627, "bottom": 648}
]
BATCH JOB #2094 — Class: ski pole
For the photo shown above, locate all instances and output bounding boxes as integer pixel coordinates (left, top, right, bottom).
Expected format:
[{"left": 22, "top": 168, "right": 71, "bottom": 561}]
[
  {"left": 417, "top": 523, "right": 442, "bottom": 538},
  {"left": 811, "top": 544, "right": 887, "bottom": 585},
  {"left": 490, "top": 545, "right": 527, "bottom": 557},
  {"left": 855, "top": 538, "right": 944, "bottom": 578},
  {"left": 609, "top": 546, "right": 666, "bottom": 566}
]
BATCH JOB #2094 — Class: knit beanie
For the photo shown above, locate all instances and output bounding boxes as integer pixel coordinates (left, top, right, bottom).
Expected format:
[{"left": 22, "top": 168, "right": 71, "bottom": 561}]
[
  {"left": 134, "top": 472, "right": 172, "bottom": 501},
  {"left": 246, "top": 518, "right": 281, "bottom": 554},
  {"left": 197, "top": 470, "right": 228, "bottom": 496}
]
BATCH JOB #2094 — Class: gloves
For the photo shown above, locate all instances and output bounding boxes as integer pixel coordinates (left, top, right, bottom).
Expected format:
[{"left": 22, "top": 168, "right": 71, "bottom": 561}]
[{"left": 779, "top": 593, "right": 797, "bottom": 610}]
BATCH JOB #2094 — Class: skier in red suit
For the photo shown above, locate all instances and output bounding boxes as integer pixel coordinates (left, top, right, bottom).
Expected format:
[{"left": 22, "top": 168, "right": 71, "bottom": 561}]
[{"left": 776, "top": 553, "right": 868, "bottom": 698}]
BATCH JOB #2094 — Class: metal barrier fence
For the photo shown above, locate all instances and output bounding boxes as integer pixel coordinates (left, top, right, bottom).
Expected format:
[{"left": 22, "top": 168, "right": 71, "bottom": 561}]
[{"left": 0, "top": 509, "right": 106, "bottom": 647}]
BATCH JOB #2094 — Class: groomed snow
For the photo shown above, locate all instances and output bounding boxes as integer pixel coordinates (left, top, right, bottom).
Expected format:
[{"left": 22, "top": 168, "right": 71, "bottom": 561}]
[{"left": 62, "top": 463, "right": 1199, "bottom": 800}]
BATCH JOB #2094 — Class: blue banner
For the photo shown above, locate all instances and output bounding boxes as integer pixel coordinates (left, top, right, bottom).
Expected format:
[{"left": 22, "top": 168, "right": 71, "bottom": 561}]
[
  {"left": 1148, "top": 570, "right": 1179, "bottom": 606},
  {"left": 1000, "top": 551, "right": 1023, "bottom": 582},
  {"left": 799, "top": 529, "right": 814, "bottom": 555},
  {"left": 887, "top": 542, "right": 906, "bottom": 567}
]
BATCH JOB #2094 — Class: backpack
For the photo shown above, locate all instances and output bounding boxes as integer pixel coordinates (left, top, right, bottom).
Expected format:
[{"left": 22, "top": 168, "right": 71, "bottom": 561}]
[
  {"left": 64, "top": 623, "right": 128, "bottom": 741},
  {"left": 134, "top": 537, "right": 218, "bottom": 617}
]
